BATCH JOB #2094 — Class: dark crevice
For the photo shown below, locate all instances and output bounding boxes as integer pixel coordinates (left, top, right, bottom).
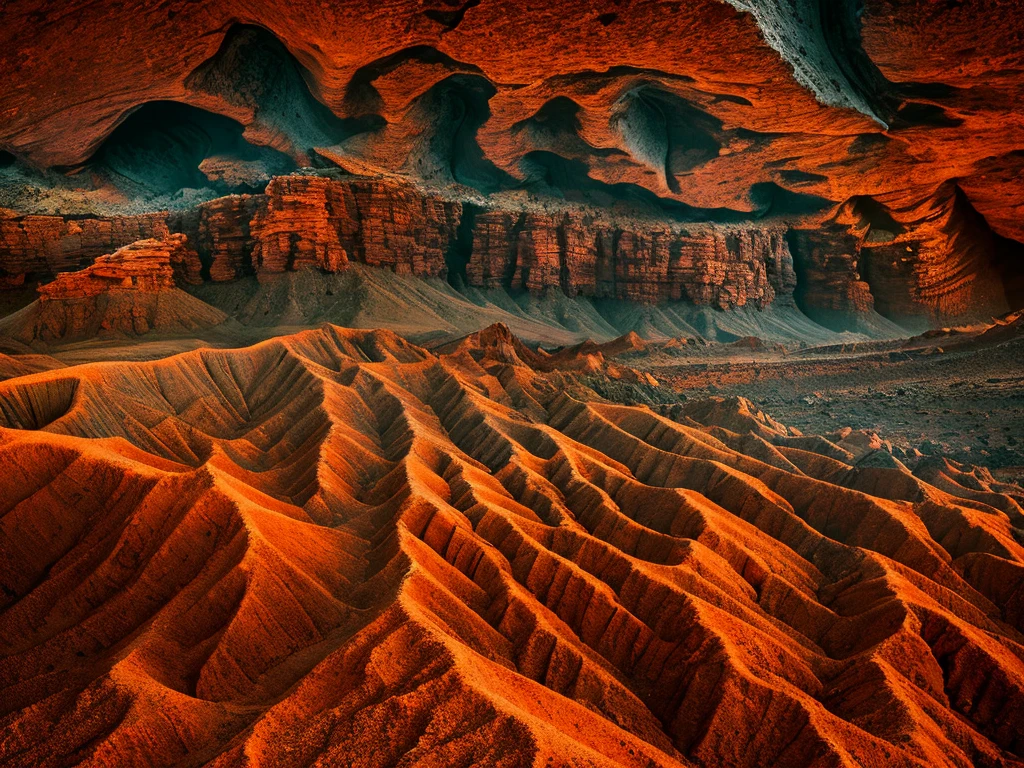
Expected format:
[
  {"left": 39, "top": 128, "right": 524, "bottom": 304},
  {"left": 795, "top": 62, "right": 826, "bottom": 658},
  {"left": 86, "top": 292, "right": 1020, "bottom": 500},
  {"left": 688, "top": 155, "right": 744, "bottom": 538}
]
[
  {"left": 446, "top": 202, "right": 478, "bottom": 287},
  {"left": 408, "top": 74, "right": 514, "bottom": 193},
  {"left": 778, "top": 169, "right": 829, "bottom": 185},
  {"left": 186, "top": 24, "right": 371, "bottom": 159},
  {"left": 750, "top": 182, "right": 832, "bottom": 218},
  {"left": 890, "top": 102, "right": 964, "bottom": 129},
  {"left": 995, "top": 232, "right": 1024, "bottom": 311},
  {"left": 712, "top": 93, "right": 754, "bottom": 107},
  {"left": 503, "top": 213, "right": 527, "bottom": 291},
  {"left": 511, "top": 97, "right": 628, "bottom": 164},
  {"left": 818, "top": 0, "right": 896, "bottom": 124},
  {"left": 425, "top": 0, "right": 483, "bottom": 32},
  {"left": 519, "top": 150, "right": 749, "bottom": 223},
  {"left": 785, "top": 229, "right": 822, "bottom": 325},
  {"left": 87, "top": 101, "right": 294, "bottom": 196},
  {"left": 556, "top": 217, "right": 571, "bottom": 295},
  {"left": 541, "top": 66, "right": 696, "bottom": 90},
  {"left": 612, "top": 85, "right": 723, "bottom": 191},
  {"left": 168, "top": 210, "right": 213, "bottom": 282},
  {"left": 512, "top": 97, "right": 584, "bottom": 138},
  {"left": 850, "top": 196, "right": 906, "bottom": 240}
]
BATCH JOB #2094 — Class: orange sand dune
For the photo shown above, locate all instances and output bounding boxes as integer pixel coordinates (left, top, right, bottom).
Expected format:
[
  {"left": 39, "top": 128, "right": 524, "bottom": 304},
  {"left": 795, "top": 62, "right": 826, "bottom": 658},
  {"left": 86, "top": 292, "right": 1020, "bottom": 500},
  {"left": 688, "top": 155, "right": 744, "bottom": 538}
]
[{"left": 1, "top": 324, "right": 1023, "bottom": 767}]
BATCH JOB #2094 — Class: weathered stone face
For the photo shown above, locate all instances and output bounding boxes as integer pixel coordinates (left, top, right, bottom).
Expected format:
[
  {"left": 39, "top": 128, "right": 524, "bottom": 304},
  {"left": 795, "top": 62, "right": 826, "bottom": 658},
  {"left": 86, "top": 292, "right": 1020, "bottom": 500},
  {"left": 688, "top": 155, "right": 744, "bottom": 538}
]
[
  {"left": 38, "top": 234, "right": 201, "bottom": 301},
  {"left": 0, "top": 212, "right": 171, "bottom": 288},
  {"left": 1, "top": 173, "right": 1017, "bottom": 331},
  {"left": 0, "top": 0, "right": 1021, "bottom": 332}
]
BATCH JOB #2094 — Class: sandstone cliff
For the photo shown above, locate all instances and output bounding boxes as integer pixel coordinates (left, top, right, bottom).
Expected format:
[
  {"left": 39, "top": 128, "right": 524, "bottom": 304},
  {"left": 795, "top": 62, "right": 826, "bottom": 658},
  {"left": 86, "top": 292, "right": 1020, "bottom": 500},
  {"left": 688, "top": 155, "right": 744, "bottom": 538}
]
[
  {"left": 0, "top": 175, "right": 1016, "bottom": 334},
  {"left": 0, "top": 234, "right": 225, "bottom": 343},
  {"left": 0, "top": 209, "right": 169, "bottom": 289}
]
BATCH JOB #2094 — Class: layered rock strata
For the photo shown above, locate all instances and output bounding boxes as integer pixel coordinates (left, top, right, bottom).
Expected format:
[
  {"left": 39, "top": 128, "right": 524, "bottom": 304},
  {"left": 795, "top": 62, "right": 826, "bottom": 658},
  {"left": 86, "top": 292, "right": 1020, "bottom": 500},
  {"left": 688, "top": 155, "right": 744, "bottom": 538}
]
[
  {"left": 790, "top": 187, "right": 1016, "bottom": 332},
  {"left": 0, "top": 175, "right": 1015, "bottom": 330},
  {"left": 1, "top": 234, "right": 224, "bottom": 342},
  {"left": 37, "top": 234, "right": 201, "bottom": 300},
  {"left": 467, "top": 210, "right": 794, "bottom": 306},
  {"left": 0, "top": 209, "right": 169, "bottom": 288},
  {"left": 169, "top": 176, "right": 464, "bottom": 283}
]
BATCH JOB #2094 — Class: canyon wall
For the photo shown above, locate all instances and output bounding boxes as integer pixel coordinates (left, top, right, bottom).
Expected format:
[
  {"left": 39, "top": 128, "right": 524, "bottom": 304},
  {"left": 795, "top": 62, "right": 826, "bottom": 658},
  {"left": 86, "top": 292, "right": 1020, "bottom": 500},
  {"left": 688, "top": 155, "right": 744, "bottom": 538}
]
[
  {"left": 466, "top": 209, "right": 794, "bottom": 307},
  {"left": 0, "top": 175, "right": 1016, "bottom": 331},
  {"left": 0, "top": 210, "right": 170, "bottom": 289},
  {"left": 0, "top": 2, "right": 1020, "bottom": 335}
]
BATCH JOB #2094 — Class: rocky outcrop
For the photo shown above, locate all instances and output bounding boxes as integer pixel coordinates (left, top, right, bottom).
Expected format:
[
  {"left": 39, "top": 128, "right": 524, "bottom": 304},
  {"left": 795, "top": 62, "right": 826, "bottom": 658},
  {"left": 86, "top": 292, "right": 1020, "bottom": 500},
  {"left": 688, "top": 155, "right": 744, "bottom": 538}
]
[
  {"left": 857, "top": 186, "right": 1013, "bottom": 329},
  {"left": 37, "top": 234, "right": 201, "bottom": 300},
  {"left": 465, "top": 209, "right": 793, "bottom": 308},
  {"left": 790, "top": 188, "right": 1016, "bottom": 333},
  {"left": 176, "top": 194, "right": 262, "bottom": 282},
  {"left": 788, "top": 224, "right": 877, "bottom": 332},
  {"left": 1, "top": 235, "right": 223, "bottom": 343},
  {"left": 0, "top": 175, "right": 1015, "bottom": 334},
  {"left": 349, "top": 179, "right": 462, "bottom": 277},
  {"left": 187, "top": 176, "right": 463, "bottom": 281},
  {"left": 0, "top": 210, "right": 169, "bottom": 288},
  {"left": 250, "top": 176, "right": 351, "bottom": 275}
]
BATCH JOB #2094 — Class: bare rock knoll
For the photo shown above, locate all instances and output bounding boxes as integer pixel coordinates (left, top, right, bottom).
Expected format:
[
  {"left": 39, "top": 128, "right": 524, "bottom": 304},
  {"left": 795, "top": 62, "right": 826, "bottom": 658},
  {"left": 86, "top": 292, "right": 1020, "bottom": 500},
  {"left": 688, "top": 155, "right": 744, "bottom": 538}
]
[
  {"left": 0, "top": 234, "right": 226, "bottom": 343},
  {"left": 0, "top": 323, "right": 1022, "bottom": 766}
]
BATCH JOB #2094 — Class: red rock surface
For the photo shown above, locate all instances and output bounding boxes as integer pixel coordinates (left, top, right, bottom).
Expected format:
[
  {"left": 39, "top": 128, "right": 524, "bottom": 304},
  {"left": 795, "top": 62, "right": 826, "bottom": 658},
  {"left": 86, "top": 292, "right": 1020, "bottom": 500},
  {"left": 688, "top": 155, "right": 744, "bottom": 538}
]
[
  {"left": 176, "top": 194, "right": 261, "bottom": 282},
  {"left": 4, "top": 173, "right": 1013, "bottom": 329},
  {"left": 0, "top": 209, "right": 170, "bottom": 289},
  {"left": 1, "top": 0, "right": 1020, "bottom": 224},
  {"left": 250, "top": 176, "right": 351, "bottom": 275},
  {"left": 0, "top": 323, "right": 1022, "bottom": 766},
  {"left": 1, "top": 178, "right": 802, "bottom": 311},
  {"left": 467, "top": 210, "right": 793, "bottom": 307},
  {"left": 175, "top": 176, "right": 465, "bottom": 281},
  {"left": 0, "top": 235, "right": 224, "bottom": 342},
  {"left": 0, "top": 0, "right": 1020, "bottom": 332},
  {"left": 38, "top": 234, "right": 201, "bottom": 299}
]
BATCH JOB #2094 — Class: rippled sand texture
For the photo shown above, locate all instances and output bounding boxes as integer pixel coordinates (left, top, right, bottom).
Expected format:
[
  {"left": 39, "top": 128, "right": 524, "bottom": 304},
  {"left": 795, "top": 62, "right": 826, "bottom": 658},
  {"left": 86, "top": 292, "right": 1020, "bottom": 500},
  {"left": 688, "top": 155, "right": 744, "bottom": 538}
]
[{"left": 1, "top": 324, "right": 1023, "bottom": 767}]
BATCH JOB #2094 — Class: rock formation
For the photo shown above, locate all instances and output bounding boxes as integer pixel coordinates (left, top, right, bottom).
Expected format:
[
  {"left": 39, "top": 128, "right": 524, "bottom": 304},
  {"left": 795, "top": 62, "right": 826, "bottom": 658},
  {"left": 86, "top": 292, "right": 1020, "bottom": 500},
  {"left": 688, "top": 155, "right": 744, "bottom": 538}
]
[
  {"left": 2, "top": 172, "right": 1016, "bottom": 334},
  {"left": 37, "top": 234, "right": 202, "bottom": 298},
  {"left": 0, "top": 209, "right": 170, "bottom": 289},
  {"left": 0, "top": 0, "right": 1020, "bottom": 335},
  {"left": 0, "top": 323, "right": 1022, "bottom": 766},
  {"left": 466, "top": 209, "right": 795, "bottom": 307},
  {"left": 0, "top": 235, "right": 226, "bottom": 343}
]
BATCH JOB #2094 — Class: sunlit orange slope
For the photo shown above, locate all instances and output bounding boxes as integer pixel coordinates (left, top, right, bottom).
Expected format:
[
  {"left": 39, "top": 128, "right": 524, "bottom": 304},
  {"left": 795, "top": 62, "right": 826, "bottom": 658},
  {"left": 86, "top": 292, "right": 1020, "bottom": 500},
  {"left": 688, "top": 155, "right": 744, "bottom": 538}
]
[{"left": 1, "top": 324, "right": 1023, "bottom": 767}]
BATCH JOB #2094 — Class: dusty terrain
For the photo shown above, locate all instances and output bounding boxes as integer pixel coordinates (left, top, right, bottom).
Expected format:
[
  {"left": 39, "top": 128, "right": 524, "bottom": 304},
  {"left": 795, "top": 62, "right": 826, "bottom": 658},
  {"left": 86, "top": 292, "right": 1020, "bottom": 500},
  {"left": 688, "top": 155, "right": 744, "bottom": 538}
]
[
  {"left": 0, "top": 321, "right": 1022, "bottom": 767},
  {"left": 623, "top": 317, "right": 1024, "bottom": 484}
]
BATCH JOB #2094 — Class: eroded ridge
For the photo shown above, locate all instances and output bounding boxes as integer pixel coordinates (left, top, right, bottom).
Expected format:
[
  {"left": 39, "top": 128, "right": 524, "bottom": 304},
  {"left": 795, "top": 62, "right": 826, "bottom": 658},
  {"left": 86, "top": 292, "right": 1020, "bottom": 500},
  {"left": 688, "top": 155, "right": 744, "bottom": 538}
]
[{"left": 1, "top": 324, "right": 1023, "bottom": 767}]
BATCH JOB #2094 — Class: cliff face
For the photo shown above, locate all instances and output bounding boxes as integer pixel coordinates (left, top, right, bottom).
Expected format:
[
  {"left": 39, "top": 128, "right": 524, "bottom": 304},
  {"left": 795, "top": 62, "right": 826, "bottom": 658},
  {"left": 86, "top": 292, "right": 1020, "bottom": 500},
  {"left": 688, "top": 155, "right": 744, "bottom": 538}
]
[
  {"left": 3, "top": 234, "right": 223, "bottom": 342},
  {"left": 1, "top": 175, "right": 1013, "bottom": 331},
  {"left": 466, "top": 209, "right": 794, "bottom": 308},
  {"left": 789, "top": 186, "right": 1017, "bottom": 332},
  {"left": 0, "top": 211, "right": 170, "bottom": 288},
  {"left": 0, "top": 1, "right": 1021, "bottom": 332},
  {"left": 169, "top": 176, "right": 464, "bottom": 283},
  {"left": 38, "top": 234, "right": 201, "bottom": 300}
]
